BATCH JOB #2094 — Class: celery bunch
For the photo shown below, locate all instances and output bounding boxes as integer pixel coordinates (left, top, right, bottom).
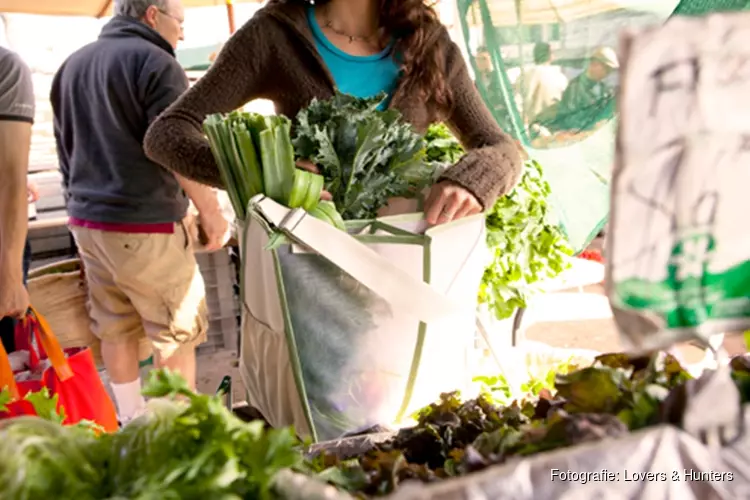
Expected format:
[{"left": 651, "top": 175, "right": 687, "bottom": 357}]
[{"left": 203, "top": 111, "right": 339, "bottom": 223}]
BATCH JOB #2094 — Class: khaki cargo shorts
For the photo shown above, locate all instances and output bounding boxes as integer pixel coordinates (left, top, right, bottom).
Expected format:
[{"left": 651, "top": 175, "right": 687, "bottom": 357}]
[{"left": 71, "top": 220, "right": 208, "bottom": 361}]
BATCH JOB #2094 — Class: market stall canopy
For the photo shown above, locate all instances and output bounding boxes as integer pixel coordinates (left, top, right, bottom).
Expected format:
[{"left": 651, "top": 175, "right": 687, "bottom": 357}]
[
  {"left": 477, "top": 0, "right": 669, "bottom": 26},
  {"left": 0, "top": 0, "right": 262, "bottom": 18}
]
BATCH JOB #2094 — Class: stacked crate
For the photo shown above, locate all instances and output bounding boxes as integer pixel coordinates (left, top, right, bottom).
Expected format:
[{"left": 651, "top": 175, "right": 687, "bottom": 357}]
[{"left": 196, "top": 248, "right": 241, "bottom": 355}]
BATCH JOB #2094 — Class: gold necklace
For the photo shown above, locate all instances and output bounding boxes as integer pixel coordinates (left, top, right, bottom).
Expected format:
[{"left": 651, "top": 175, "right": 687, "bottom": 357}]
[{"left": 322, "top": 7, "right": 377, "bottom": 44}]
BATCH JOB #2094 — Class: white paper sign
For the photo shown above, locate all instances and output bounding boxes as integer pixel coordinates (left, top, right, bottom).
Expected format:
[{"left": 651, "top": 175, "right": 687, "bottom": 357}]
[{"left": 608, "top": 12, "right": 750, "bottom": 350}]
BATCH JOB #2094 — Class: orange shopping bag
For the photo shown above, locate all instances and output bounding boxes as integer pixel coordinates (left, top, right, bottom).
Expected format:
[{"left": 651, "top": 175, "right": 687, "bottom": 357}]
[{"left": 0, "top": 306, "right": 118, "bottom": 432}]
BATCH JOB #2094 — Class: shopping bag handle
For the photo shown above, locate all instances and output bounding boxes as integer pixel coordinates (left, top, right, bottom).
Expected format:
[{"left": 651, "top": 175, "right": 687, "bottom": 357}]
[
  {"left": 25, "top": 306, "right": 73, "bottom": 381},
  {"left": 249, "top": 196, "right": 462, "bottom": 323}
]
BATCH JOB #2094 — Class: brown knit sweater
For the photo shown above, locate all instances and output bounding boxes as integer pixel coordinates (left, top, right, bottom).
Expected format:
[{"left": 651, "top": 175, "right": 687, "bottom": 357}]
[{"left": 144, "top": 3, "right": 522, "bottom": 210}]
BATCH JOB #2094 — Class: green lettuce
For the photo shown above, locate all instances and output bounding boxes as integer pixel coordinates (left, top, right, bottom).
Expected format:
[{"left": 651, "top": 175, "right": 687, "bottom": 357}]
[{"left": 103, "top": 369, "right": 304, "bottom": 500}]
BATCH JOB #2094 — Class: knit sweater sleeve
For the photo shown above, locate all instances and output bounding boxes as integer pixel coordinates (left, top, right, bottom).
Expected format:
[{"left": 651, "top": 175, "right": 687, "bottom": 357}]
[
  {"left": 144, "top": 15, "right": 272, "bottom": 188},
  {"left": 437, "top": 32, "right": 523, "bottom": 210}
]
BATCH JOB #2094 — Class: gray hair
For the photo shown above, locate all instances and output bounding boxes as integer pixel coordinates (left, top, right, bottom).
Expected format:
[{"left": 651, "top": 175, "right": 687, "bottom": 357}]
[{"left": 114, "top": 0, "right": 169, "bottom": 19}]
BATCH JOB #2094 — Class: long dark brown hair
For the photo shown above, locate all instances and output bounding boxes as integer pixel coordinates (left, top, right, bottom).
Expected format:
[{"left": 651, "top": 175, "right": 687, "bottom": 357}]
[{"left": 280, "top": 0, "right": 452, "bottom": 112}]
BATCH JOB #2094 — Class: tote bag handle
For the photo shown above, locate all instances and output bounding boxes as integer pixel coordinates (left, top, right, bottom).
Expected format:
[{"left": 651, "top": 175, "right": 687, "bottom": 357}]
[
  {"left": 250, "top": 196, "right": 463, "bottom": 323},
  {"left": 0, "top": 306, "right": 74, "bottom": 401}
]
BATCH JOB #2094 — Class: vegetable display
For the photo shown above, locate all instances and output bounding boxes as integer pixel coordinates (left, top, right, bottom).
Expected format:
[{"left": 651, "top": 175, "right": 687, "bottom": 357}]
[
  {"left": 1, "top": 356, "right": 748, "bottom": 498},
  {"left": 422, "top": 123, "right": 573, "bottom": 321},
  {"left": 308, "top": 353, "right": 750, "bottom": 497},
  {"left": 0, "top": 370, "right": 305, "bottom": 500}
]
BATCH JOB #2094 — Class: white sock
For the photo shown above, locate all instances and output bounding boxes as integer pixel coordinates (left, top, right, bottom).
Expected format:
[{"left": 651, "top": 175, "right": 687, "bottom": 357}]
[{"left": 111, "top": 378, "right": 146, "bottom": 422}]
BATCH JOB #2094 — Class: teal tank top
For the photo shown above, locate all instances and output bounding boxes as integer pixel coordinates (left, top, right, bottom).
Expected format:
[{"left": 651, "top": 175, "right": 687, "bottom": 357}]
[{"left": 307, "top": 7, "right": 400, "bottom": 110}]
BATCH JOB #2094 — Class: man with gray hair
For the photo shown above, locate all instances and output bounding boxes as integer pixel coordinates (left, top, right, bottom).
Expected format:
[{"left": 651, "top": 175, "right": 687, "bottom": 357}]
[{"left": 51, "top": 0, "right": 228, "bottom": 424}]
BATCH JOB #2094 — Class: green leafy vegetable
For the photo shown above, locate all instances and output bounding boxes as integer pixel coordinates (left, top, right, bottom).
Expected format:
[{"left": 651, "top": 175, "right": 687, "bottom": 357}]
[
  {"left": 309, "top": 351, "right": 736, "bottom": 496},
  {"left": 0, "top": 388, "right": 10, "bottom": 413},
  {"left": 474, "top": 358, "right": 582, "bottom": 407},
  {"left": 0, "top": 416, "right": 107, "bottom": 500},
  {"left": 480, "top": 158, "right": 574, "bottom": 320},
  {"left": 293, "top": 92, "right": 435, "bottom": 220},
  {"left": 104, "top": 369, "right": 304, "bottom": 500},
  {"left": 0, "top": 370, "right": 307, "bottom": 500},
  {"left": 24, "top": 387, "right": 66, "bottom": 424},
  {"left": 423, "top": 123, "right": 574, "bottom": 321},
  {"left": 423, "top": 122, "right": 464, "bottom": 176}
]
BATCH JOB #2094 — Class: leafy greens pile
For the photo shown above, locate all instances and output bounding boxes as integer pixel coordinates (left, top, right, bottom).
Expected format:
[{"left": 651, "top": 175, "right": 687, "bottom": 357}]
[
  {"left": 293, "top": 92, "right": 436, "bottom": 220},
  {"left": 422, "top": 123, "right": 573, "bottom": 320},
  {"left": 308, "top": 352, "right": 750, "bottom": 497},
  {"left": 422, "top": 121, "right": 465, "bottom": 169},
  {"left": 0, "top": 370, "right": 306, "bottom": 500},
  {"left": 481, "top": 158, "right": 574, "bottom": 319},
  {"left": 2, "top": 355, "right": 748, "bottom": 499}
]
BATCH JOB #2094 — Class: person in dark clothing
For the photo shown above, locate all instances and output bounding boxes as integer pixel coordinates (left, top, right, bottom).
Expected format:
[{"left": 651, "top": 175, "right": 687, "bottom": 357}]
[{"left": 51, "top": 0, "right": 228, "bottom": 424}]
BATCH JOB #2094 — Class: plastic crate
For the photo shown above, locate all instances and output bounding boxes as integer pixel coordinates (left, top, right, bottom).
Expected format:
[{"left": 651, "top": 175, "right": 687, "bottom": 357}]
[
  {"left": 196, "top": 249, "right": 232, "bottom": 270},
  {"left": 205, "top": 283, "right": 238, "bottom": 319},
  {"left": 199, "top": 262, "right": 235, "bottom": 288},
  {"left": 197, "top": 315, "right": 240, "bottom": 356}
]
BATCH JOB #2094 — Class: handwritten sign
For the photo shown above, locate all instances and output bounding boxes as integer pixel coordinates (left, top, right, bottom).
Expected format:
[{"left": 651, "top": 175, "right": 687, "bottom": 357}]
[{"left": 608, "top": 12, "right": 750, "bottom": 350}]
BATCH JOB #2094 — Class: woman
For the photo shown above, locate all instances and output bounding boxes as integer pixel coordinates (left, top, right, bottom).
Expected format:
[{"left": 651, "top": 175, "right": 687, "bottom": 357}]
[{"left": 144, "top": 0, "right": 522, "bottom": 225}]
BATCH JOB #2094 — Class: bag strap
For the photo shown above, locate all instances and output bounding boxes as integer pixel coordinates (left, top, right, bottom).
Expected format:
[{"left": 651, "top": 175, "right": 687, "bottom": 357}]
[
  {"left": 251, "top": 196, "right": 462, "bottom": 323},
  {"left": 29, "top": 306, "right": 73, "bottom": 381},
  {"left": 21, "top": 307, "right": 73, "bottom": 382}
]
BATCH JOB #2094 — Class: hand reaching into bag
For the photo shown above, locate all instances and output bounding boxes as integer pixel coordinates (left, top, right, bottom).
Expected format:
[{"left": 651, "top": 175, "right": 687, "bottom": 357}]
[{"left": 424, "top": 181, "right": 483, "bottom": 226}]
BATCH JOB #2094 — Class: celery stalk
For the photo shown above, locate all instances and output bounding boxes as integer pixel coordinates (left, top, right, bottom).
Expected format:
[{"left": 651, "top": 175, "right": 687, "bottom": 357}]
[
  {"left": 274, "top": 119, "right": 297, "bottom": 205},
  {"left": 245, "top": 114, "right": 269, "bottom": 153},
  {"left": 228, "top": 129, "right": 252, "bottom": 211},
  {"left": 231, "top": 122, "right": 264, "bottom": 201},
  {"left": 287, "top": 169, "right": 310, "bottom": 209},
  {"left": 260, "top": 128, "right": 283, "bottom": 202},
  {"left": 302, "top": 173, "right": 325, "bottom": 211},
  {"left": 203, "top": 114, "right": 245, "bottom": 219}
]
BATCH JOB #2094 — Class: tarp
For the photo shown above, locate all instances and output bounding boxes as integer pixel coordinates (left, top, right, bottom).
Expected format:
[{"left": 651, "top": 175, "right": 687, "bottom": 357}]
[
  {"left": 485, "top": 0, "right": 671, "bottom": 26},
  {"left": 457, "top": 0, "right": 750, "bottom": 254},
  {"left": 0, "top": 0, "right": 261, "bottom": 18}
]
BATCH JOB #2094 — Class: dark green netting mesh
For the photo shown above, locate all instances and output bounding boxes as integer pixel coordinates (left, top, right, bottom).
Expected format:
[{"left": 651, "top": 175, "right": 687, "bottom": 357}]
[{"left": 458, "top": 0, "right": 750, "bottom": 253}]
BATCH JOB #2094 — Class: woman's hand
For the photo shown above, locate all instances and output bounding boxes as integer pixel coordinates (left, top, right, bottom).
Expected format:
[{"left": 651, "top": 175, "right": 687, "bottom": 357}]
[
  {"left": 424, "top": 181, "right": 482, "bottom": 226},
  {"left": 296, "top": 160, "right": 332, "bottom": 201}
]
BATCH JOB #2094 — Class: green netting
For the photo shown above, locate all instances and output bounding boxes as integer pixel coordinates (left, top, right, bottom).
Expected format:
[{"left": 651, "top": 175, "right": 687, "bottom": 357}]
[{"left": 458, "top": 0, "right": 750, "bottom": 253}]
